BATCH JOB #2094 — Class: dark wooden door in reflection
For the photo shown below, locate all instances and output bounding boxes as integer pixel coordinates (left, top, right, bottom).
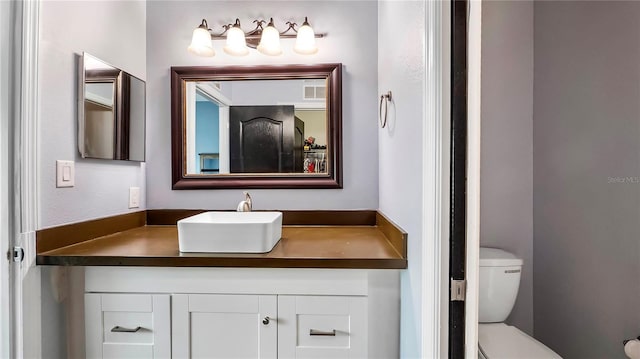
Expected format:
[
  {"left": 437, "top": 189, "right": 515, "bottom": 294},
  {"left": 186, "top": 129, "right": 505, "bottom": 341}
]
[{"left": 230, "top": 105, "right": 304, "bottom": 173}]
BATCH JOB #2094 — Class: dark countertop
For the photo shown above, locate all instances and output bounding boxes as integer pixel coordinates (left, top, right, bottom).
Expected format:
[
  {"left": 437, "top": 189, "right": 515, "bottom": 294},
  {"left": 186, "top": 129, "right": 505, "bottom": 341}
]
[{"left": 37, "top": 224, "right": 407, "bottom": 269}]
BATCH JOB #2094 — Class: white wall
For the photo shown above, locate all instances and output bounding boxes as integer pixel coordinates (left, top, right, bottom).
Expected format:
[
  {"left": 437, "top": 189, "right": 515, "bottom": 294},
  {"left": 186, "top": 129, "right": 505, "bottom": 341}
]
[
  {"left": 39, "top": 0, "right": 146, "bottom": 229},
  {"left": 533, "top": 2, "right": 640, "bottom": 357},
  {"left": 146, "top": 1, "right": 378, "bottom": 210},
  {"left": 480, "top": 1, "right": 534, "bottom": 334},
  {"left": 38, "top": 1, "right": 146, "bottom": 357},
  {"left": 378, "top": 1, "right": 426, "bottom": 357}
]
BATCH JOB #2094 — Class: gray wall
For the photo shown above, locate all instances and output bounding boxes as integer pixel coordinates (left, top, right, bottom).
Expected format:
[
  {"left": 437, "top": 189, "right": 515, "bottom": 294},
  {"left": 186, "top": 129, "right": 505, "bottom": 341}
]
[
  {"left": 39, "top": 1, "right": 147, "bottom": 229},
  {"left": 38, "top": 1, "right": 146, "bottom": 357},
  {"left": 533, "top": 2, "right": 640, "bottom": 357},
  {"left": 378, "top": 1, "right": 425, "bottom": 357},
  {"left": 146, "top": 1, "right": 378, "bottom": 210},
  {"left": 480, "top": 1, "right": 534, "bottom": 334}
]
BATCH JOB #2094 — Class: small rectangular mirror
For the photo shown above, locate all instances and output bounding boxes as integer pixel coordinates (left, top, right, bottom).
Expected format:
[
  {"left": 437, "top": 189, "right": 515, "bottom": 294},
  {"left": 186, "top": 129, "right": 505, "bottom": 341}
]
[{"left": 78, "top": 52, "right": 146, "bottom": 161}]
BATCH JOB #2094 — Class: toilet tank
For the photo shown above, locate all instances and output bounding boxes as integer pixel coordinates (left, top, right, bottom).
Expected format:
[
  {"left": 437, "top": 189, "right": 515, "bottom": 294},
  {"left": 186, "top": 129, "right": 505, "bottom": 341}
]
[{"left": 479, "top": 248, "right": 523, "bottom": 323}]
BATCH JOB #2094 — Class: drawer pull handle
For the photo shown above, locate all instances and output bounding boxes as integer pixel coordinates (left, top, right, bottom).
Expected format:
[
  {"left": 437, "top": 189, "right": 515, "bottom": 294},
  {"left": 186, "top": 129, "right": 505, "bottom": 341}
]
[
  {"left": 310, "top": 329, "right": 336, "bottom": 336},
  {"left": 111, "top": 326, "right": 142, "bottom": 333}
]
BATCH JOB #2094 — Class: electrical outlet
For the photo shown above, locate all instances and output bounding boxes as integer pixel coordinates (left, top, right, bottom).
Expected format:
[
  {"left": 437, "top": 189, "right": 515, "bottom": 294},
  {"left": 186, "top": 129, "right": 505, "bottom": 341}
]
[
  {"left": 56, "top": 160, "right": 74, "bottom": 188},
  {"left": 129, "top": 187, "right": 140, "bottom": 208}
]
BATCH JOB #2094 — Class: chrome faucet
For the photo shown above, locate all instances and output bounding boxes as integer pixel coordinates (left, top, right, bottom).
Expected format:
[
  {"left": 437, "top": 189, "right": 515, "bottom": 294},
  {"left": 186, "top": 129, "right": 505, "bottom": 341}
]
[{"left": 236, "top": 191, "right": 252, "bottom": 212}]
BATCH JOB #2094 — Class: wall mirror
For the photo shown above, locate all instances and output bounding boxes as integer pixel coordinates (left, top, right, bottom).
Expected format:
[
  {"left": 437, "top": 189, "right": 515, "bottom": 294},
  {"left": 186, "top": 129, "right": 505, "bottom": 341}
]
[
  {"left": 78, "top": 52, "right": 146, "bottom": 161},
  {"left": 170, "top": 64, "right": 342, "bottom": 189}
]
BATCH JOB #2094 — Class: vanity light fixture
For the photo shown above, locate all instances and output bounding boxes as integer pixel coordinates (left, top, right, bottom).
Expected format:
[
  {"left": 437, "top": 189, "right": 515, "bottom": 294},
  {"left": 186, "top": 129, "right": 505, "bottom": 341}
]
[
  {"left": 223, "top": 19, "right": 250, "bottom": 56},
  {"left": 187, "top": 17, "right": 324, "bottom": 57},
  {"left": 293, "top": 17, "right": 318, "bottom": 55},
  {"left": 257, "top": 18, "right": 283, "bottom": 56},
  {"left": 187, "top": 19, "right": 215, "bottom": 57}
]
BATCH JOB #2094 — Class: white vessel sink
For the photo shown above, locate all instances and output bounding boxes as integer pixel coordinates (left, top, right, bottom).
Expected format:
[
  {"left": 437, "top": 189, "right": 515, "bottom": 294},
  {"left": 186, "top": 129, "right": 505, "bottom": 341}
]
[{"left": 177, "top": 211, "right": 283, "bottom": 253}]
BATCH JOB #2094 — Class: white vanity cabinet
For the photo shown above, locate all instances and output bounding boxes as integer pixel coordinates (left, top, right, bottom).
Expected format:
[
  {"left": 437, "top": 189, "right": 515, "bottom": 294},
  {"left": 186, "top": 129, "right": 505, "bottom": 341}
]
[{"left": 84, "top": 267, "right": 399, "bottom": 359}]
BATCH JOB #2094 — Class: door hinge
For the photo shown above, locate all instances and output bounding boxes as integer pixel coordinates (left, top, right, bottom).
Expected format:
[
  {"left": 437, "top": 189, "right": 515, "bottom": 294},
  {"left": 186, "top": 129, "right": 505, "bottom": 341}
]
[
  {"left": 451, "top": 279, "right": 466, "bottom": 301},
  {"left": 12, "top": 246, "right": 24, "bottom": 263}
]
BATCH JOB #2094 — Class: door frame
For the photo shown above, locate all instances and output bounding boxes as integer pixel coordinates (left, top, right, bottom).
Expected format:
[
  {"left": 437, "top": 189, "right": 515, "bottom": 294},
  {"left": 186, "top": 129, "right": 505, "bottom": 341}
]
[
  {"left": 466, "top": 1, "right": 482, "bottom": 358},
  {"left": 0, "top": 1, "right": 15, "bottom": 356},
  {"left": 421, "top": 0, "right": 451, "bottom": 358},
  {"left": 448, "top": 1, "right": 469, "bottom": 357},
  {"left": 4, "top": 0, "right": 41, "bottom": 357},
  {"left": 186, "top": 83, "right": 230, "bottom": 174},
  {"left": 448, "top": 0, "right": 482, "bottom": 358},
  {"left": 195, "top": 83, "right": 231, "bottom": 174}
]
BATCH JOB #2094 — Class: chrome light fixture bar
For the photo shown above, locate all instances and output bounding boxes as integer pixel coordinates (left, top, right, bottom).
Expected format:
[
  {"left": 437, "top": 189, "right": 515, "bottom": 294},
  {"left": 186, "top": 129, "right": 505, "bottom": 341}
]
[{"left": 188, "top": 17, "right": 324, "bottom": 57}]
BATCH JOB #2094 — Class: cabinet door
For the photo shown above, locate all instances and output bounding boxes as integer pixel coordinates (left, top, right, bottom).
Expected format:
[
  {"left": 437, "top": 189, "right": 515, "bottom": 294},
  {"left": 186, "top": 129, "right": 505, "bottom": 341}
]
[
  {"left": 85, "top": 293, "right": 170, "bottom": 359},
  {"left": 278, "top": 296, "right": 367, "bottom": 359},
  {"left": 172, "top": 294, "right": 277, "bottom": 359}
]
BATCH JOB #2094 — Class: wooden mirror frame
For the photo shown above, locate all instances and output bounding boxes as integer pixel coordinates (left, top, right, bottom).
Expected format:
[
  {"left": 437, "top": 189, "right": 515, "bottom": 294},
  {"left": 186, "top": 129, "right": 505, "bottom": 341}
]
[{"left": 170, "top": 63, "right": 342, "bottom": 189}]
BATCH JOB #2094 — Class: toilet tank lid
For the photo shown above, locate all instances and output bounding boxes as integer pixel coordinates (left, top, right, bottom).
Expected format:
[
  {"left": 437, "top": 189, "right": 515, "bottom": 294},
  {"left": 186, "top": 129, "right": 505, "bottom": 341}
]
[{"left": 480, "top": 248, "right": 523, "bottom": 267}]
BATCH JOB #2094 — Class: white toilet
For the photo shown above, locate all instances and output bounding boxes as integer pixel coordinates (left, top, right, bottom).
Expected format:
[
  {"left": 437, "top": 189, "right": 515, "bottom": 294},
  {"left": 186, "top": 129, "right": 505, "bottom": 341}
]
[{"left": 478, "top": 247, "right": 562, "bottom": 359}]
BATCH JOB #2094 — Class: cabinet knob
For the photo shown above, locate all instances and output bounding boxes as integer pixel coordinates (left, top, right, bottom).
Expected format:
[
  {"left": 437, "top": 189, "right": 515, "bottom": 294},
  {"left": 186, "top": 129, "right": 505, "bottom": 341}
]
[{"left": 262, "top": 316, "right": 270, "bottom": 325}]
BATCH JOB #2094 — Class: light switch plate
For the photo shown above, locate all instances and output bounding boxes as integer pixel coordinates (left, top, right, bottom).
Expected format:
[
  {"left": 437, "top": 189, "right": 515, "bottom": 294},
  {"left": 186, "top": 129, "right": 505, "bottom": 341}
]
[
  {"left": 129, "top": 187, "right": 140, "bottom": 208},
  {"left": 56, "top": 160, "right": 74, "bottom": 188}
]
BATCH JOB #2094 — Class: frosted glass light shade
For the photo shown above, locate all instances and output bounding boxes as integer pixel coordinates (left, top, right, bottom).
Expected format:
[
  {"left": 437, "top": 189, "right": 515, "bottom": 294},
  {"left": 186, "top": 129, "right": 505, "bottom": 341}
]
[
  {"left": 294, "top": 20, "right": 318, "bottom": 55},
  {"left": 257, "top": 24, "right": 282, "bottom": 56},
  {"left": 188, "top": 27, "right": 215, "bottom": 57},
  {"left": 224, "top": 25, "right": 249, "bottom": 56}
]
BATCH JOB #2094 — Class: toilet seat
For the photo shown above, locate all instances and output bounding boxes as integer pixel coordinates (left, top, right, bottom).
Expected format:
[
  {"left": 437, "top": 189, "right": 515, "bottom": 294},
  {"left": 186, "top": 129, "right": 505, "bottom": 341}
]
[{"left": 478, "top": 323, "right": 562, "bottom": 359}]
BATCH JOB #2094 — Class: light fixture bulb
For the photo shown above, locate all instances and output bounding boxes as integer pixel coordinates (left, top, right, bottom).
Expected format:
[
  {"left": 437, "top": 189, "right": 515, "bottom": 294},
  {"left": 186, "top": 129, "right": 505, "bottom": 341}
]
[
  {"left": 257, "top": 18, "right": 283, "bottom": 56},
  {"left": 188, "top": 19, "right": 215, "bottom": 57},
  {"left": 224, "top": 19, "right": 249, "bottom": 56},
  {"left": 294, "top": 17, "right": 318, "bottom": 55}
]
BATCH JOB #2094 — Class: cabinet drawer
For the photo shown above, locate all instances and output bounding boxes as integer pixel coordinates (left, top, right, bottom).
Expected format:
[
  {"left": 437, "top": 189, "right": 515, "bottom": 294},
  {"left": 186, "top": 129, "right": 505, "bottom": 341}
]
[
  {"left": 85, "top": 293, "right": 170, "bottom": 359},
  {"left": 278, "top": 295, "right": 367, "bottom": 358}
]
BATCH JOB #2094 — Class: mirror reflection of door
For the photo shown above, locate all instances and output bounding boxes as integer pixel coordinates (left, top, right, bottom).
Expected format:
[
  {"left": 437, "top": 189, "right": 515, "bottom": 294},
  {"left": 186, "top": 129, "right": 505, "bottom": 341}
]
[{"left": 230, "top": 106, "right": 304, "bottom": 173}]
